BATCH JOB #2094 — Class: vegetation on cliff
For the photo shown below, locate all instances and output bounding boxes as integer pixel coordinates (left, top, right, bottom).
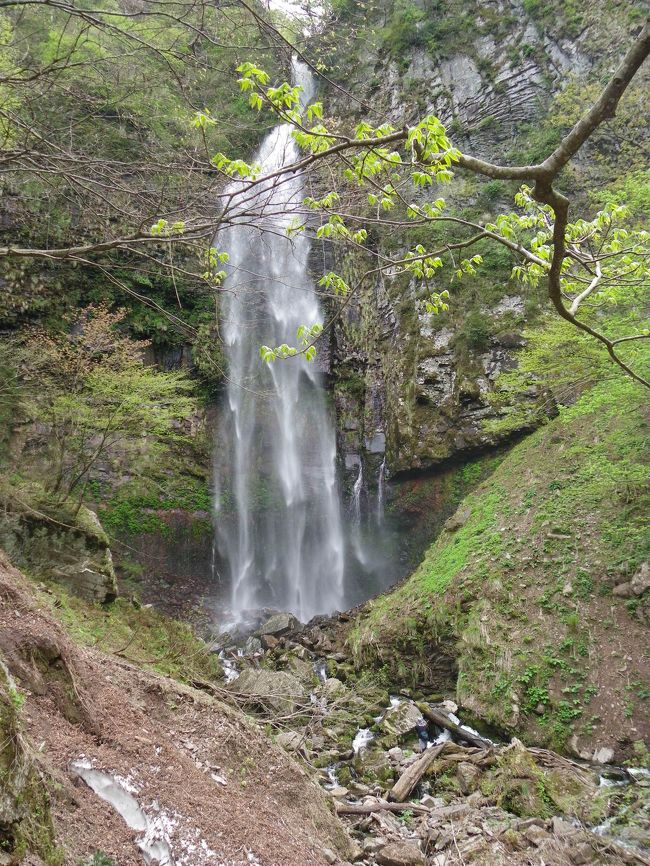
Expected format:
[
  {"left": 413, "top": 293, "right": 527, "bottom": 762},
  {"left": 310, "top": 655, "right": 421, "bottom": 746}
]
[{"left": 350, "top": 358, "right": 649, "bottom": 755}]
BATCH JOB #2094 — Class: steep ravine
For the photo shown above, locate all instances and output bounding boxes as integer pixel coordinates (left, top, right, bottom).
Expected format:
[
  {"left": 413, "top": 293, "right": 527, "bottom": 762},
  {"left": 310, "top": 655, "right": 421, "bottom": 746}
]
[{"left": 1, "top": 365, "right": 648, "bottom": 865}]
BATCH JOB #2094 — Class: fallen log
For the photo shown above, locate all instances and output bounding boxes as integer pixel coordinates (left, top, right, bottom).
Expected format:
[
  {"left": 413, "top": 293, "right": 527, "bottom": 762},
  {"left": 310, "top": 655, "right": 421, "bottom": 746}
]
[
  {"left": 416, "top": 703, "right": 491, "bottom": 750},
  {"left": 388, "top": 742, "right": 448, "bottom": 802},
  {"left": 335, "top": 799, "right": 430, "bottom": 815}
]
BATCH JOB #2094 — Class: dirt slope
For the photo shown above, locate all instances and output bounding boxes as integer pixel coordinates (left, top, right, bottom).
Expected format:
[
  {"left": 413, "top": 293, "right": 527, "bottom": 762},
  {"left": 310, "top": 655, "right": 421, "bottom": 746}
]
[{"left": 0, "top": 550, "right": 351, "bottom": 866}]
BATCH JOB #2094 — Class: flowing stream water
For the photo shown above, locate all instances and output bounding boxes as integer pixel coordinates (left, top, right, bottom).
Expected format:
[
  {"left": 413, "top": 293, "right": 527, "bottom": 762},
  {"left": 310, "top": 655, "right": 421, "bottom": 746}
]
[{"left": 213, "top": 60, "right": 346, "bottom": 623}]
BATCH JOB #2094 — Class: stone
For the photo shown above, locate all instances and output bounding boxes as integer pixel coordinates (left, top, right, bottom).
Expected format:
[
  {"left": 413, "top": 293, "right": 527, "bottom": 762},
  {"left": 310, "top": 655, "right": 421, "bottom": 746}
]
[
  {"left": 376, "top": 841, "right": 425, "bottom": 866},
  {"left": 551, "top": 816, "right": 576, "bottom": 838},
  {"left": 444, "top": 506, "right": 471, "bottom": 532},
  {"left": 320, "top": 678, "right": 347, "bottom": 701},
  {"left": 570, "top": 841, "right": 595, "bottom": 865},
  {"left": 322, "top": 849, "right": 337, "bottom": 865},
  {"left": 348, "top": 841, "right": 363, "bottom": 862},
  {"left": 466, "top": 791, "right": 485, "bottom": 807},
  {"left": 229, "top": 668, "right": 305, "bottom": 714},
  {"left": 329, "top": 786, "right": 349, "bottom": 798},
  {"left": 457, "top": 838, "right": 488, "bottom": 860},
  {"left": 613, "top": 582, "right": 634, "bottom": 598},
  {"left": 456, "top": 761, "right": 481, "bottom": 794},
  {"left": 257, "top": 612, "right": 300, "bottom": 636},
  {"left": 355, "top": 746, "right": 394, "bottom": 784},
  {"left": 523, "top": 825, "right": 550, "bottom": 846},
  {"left": 592, "top": 746, "right": 615, "bottom": 764},
  {"left": 275, "top": 731, "right": 303, "bottom": 752},
  {"left": 26, "top": 505, "right": 118, "bottom": 603},
  {"left": 260, "top": 633, "right": 279, "bottom": 650},
  {"left": 285, "top": 654, "right": 318, "bottom": 684},
  {"left": 631, "top": 562, "right": 650, "bottom": 596},
  {"left": 430, "top": 803, "right": 470, "bottom": 821},
  {"left": 363, "top": 838, "right": 383, "bottom": 855},
  {"left": 348, "top": 781, "right": 372, "bottom": 796},
  {"left": 244, "top": 636, "right": 262, "bottom": 654},
  {"left": 378, "top": 701, "right": 425, "bottom": 747},
  {"left": 517, "top": 818, "right": 546, "bottom": 830},
  {"left": 420, "top": 794, "right": 444, "bottom": 809}
]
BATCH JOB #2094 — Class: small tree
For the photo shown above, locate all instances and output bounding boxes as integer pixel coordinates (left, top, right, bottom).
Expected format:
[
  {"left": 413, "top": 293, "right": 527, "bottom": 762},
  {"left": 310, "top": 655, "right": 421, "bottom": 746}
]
[{"left": 20, "top": 305, "right": 196, "bottom": 507}]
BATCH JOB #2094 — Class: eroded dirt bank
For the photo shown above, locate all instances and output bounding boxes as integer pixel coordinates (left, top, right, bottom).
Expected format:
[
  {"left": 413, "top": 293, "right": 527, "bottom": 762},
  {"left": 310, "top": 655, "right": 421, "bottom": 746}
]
[{"left": 0, "top": 551, "right": 352, "bottom": 866}]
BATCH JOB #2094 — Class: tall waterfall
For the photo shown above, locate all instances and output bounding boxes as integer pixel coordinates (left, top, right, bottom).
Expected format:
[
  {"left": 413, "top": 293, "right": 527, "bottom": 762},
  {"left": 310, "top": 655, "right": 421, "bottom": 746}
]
[{"left": 213, "top": 60, "right": 346, "bottom": 623}]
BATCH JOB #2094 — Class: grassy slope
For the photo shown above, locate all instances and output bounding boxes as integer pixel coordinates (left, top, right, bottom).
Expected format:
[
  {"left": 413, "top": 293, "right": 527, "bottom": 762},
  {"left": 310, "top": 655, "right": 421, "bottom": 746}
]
[{"left": 350, "top": 372, "right": 649, "bottom": 755}]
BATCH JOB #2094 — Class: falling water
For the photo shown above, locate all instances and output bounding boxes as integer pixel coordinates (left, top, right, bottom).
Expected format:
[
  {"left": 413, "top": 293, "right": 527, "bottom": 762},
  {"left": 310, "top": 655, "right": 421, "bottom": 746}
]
[
  {"left": 352, "top": 463, "right": 363, "bottom": 525},
  {"left": 349, "top": 461, "right": 370, "bottom": 568},
  {"left": 376, "top": 458, "right": 386, "bottom": 525},
  {"left": 213, "top": 59, "right": 345, "bottom": 623}
]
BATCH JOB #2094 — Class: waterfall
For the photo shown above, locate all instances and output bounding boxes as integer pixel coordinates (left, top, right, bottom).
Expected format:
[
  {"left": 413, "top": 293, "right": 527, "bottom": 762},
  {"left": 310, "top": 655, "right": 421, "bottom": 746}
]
[
  {"left": 349, "top": 461, "right": 370, "bottom": 568},
  {"left": 376, "top": 458, "right": 386, "bottom": 525},
  {"left": 352, "top": 463, "right": 363, "bottom": 525},
  {"left": 213, "top": 59, "right": 345, "bottom": 623}
]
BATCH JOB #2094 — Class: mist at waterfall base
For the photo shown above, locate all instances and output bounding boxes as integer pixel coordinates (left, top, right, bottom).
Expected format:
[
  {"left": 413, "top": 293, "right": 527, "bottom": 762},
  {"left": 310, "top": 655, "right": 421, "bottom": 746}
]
[{"left": 211, "top": 61, "right": 398, "bottom": 625}]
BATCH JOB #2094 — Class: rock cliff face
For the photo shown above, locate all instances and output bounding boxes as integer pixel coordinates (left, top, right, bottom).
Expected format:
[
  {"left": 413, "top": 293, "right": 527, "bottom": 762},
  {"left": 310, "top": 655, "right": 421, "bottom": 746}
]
[
  {"left": 317, "top": 0, "right": 643, "bottom": 479},
  {"left": 0, "top": 486, "right": 117, "bottom": 603}
]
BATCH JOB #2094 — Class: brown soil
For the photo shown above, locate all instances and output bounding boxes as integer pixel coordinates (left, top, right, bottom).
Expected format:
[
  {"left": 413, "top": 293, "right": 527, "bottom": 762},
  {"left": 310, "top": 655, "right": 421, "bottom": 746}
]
[{"left": 0, "top": 550, "right": 352, "bottom": 866}]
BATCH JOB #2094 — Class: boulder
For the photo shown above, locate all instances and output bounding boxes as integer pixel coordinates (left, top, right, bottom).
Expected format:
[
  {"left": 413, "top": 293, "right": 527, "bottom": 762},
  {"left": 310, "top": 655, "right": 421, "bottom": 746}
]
[
  {"left": 444, "top": 506, "right": 471, "bottom": 533},
  {"left": 244, "top": 636, "right": 262, "bottom": 654},
  {"left": 320, "top": 678, "right": 347, "bottom": 701},
  {"left": 229, "top": 668, "right": 305, "bottom": 714},
  {"left": 354, "top": 746, "right": 394, "bottom": 784},
  {"left": 456, "top": 761, "right": 481, "bottom": 794},
  {"left": 275, "top": 731, "right": 303, "bottom": 752},
  {"left": 18, "top": 505, "right": 117, "bottom": 603},
  {"left": 261, "top": 634, "right": 279, "bottom": 650},
  {"left": 378, "top": 701, "right": 425, "bottom": 747},
  {"left": 376, "top": 842, "right": 425, "bottom": 866},
  {"left": 284, "top": 654, "right": 317, "bottom": 685},
  {"left": 258, "top": 612, "right": 300, "bottom": 637},
  {"left": 523, "top": 824, "right": 550, "bottom": 847},
  {"left": 592, "top": 746, "right": 614, "bottom": 764},
  {"left": 631, "top": 562, "right": 650, "bottom": 596}
]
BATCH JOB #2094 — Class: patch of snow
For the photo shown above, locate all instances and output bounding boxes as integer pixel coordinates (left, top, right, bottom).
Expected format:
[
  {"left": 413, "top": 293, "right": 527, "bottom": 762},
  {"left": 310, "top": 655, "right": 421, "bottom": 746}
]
[{"left": 71, "top": 758, "right": 220, "bottom": 865}]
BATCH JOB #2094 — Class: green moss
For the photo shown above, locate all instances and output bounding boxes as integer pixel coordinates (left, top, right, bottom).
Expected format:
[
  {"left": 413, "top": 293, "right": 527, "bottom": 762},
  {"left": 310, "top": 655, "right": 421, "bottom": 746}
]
[
  {"left": 350, "top": 367, "right": 649, "bottom": 744},
  {"left": 0, "top": 663, "right": 62, "bottom": 865},
  {"left": 44, "top": 584, "right": 222, "bottom": 684},
  {"left": 101, "top": 476, "right": 211, "bottom": 537}
]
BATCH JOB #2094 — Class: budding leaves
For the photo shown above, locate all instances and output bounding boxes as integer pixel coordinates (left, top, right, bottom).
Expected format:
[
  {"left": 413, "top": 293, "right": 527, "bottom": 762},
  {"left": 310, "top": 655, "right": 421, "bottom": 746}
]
[{"left": 260, "top": 323, "right": 323, "bottom": 364}]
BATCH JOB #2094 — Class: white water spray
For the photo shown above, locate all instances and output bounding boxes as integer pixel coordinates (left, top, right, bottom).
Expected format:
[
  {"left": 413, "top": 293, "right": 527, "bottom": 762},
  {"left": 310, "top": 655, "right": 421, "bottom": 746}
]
[{"left": 213, "top": 60, "right": 345, "bottom": 623}]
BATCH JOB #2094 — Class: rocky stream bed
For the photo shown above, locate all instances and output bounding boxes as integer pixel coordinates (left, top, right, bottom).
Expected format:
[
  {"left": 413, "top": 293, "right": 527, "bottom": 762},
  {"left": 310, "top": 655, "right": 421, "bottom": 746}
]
[{"left": 211, "top": 610, "right": 650, "bottom": 866}]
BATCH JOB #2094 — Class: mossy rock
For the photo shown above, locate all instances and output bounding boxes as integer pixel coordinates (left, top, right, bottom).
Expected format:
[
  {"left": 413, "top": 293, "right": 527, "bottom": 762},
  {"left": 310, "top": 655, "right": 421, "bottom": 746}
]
[{"left": 0, "top": 661, "right": 60, "bottom": 864}]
